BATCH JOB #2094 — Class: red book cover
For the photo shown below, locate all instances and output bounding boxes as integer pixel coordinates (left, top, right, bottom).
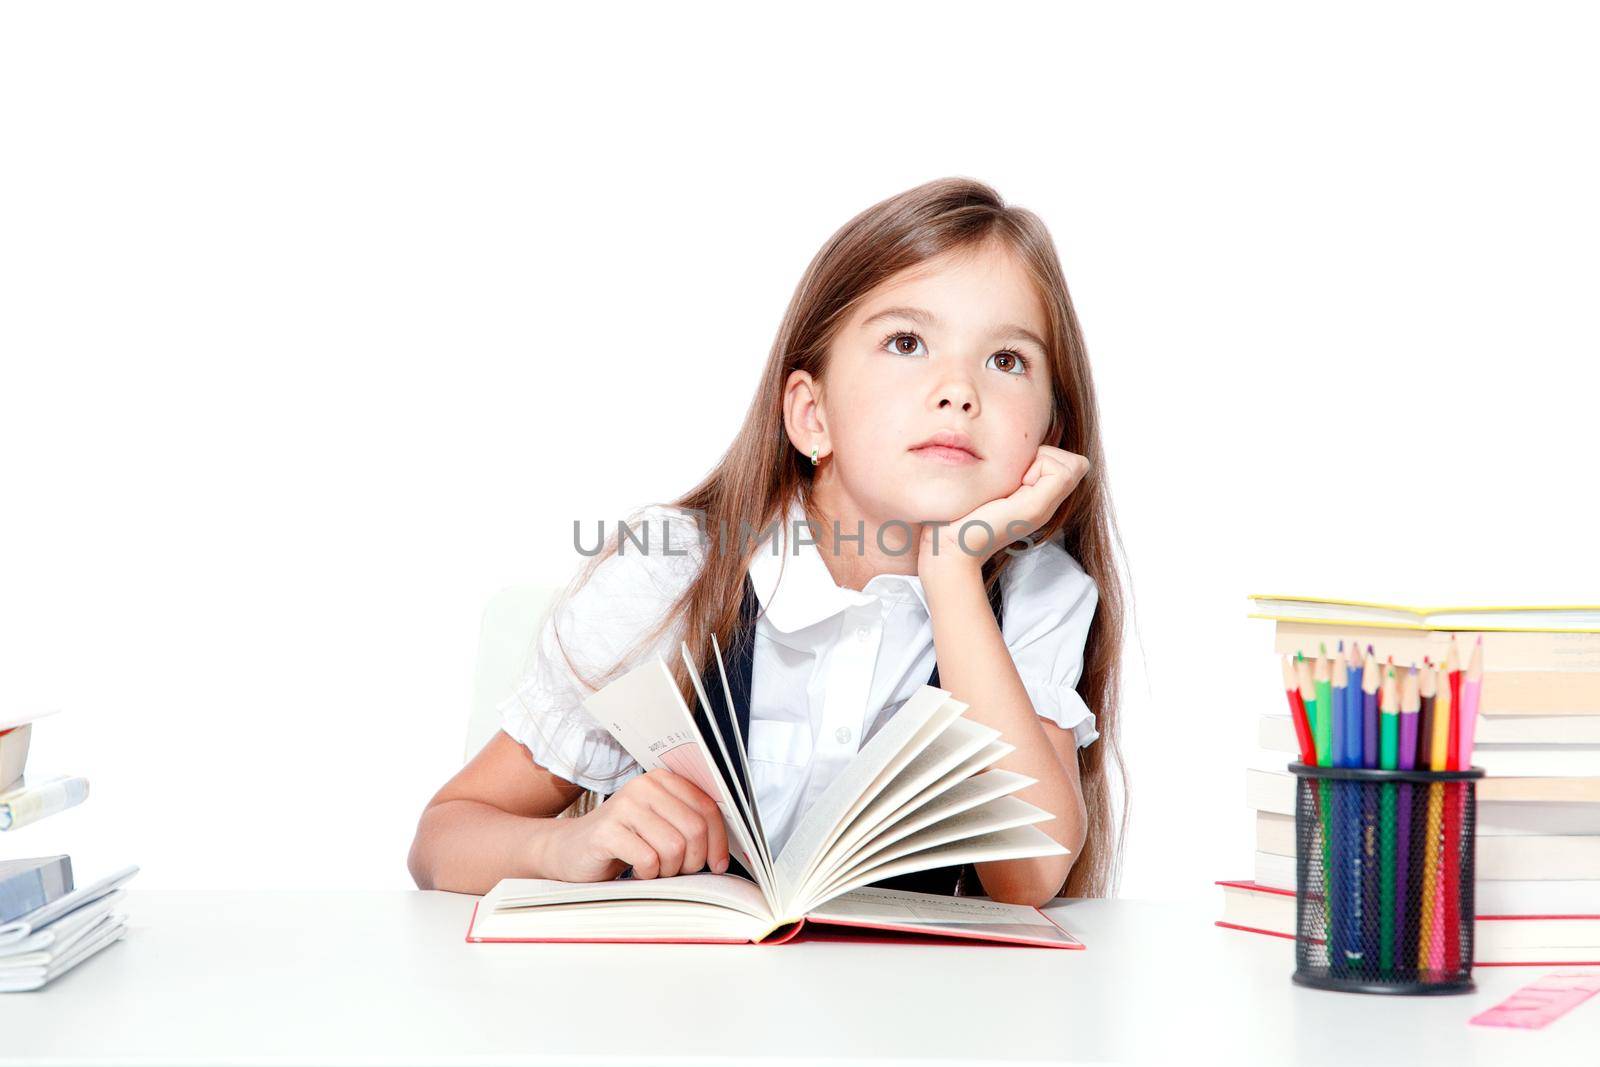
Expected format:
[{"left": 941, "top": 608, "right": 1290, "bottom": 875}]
[{"left": 1214, "top": 879, "right": 1600, "bottom": 966}]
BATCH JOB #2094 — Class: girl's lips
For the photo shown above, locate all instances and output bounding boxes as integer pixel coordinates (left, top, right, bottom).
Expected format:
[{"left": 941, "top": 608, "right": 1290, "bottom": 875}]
[{"left": 910, "top": 444, "right": 980, "bottom": 465}]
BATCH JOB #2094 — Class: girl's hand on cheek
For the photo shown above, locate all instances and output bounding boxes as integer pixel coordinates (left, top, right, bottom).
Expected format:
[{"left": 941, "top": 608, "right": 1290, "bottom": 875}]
[{"left": 919, "top": 445, "right": 1090, "bottom": 575}]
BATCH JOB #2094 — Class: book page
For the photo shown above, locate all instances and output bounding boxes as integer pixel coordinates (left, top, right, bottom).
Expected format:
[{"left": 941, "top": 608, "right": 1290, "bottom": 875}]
[
  {"left": 866, "top": 740, "right": 1015, "bottom": 833},
  {"left": 489, "top": 871, "right": 771, "bottom": 918},
  {"left": 806, "top": 886, "right": 1082, "bottom": 948},
  {"left": 708, "top": 634, "right": 769, "bottom": 851},
  {"left": 579, "top": 655, "right": 764, "bottom": 882},
  {"left": 808, "top": 793, "right": 1050, "bottom": 905},
  {"left": 472, "top": 896, "right": 771, "bottom": 943},
  {"left": 772, "top": 686, "right": 962, "bottom": 905},
  {"left": 809, "top": 717, "right": 1001, "bottom": 880},
  {"left": 800, "top": 823, "right": 1069, "bottom": 914},
  {"left": 823, "top": 696, "right": 971, "bottom": 851},
  {"left": 682, "top": 638, "right": 777, "bottom": 912},
  {"left": 816, "top": 768, "right": 1035, "bottom": 890}
]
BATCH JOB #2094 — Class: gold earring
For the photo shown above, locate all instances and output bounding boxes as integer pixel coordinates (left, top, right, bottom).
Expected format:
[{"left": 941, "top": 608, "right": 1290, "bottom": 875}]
[{"left": 810, "top": 447, "right": 819, "bottom": 466}]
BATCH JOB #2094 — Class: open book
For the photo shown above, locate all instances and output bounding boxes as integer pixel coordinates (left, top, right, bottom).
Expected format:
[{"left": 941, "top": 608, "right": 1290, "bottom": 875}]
[{"left": 467, "top": 636, "right": 1081, "bottom": 948}]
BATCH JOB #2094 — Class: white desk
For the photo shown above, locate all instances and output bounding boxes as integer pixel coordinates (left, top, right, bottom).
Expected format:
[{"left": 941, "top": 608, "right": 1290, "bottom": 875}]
[{"left": 1, "top": 891, "right": 1594, "bottom": 1065}]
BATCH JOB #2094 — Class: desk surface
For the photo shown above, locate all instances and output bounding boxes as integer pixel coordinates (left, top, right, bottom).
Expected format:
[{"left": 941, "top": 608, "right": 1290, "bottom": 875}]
[{"left": 1, "top": 890, "right": 1595, "bottom": 1065}]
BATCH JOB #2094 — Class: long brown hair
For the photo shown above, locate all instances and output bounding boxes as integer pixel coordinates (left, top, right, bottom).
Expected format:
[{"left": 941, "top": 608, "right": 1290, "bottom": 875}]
[{"left": 546, "top": 177, "right": 1128, "bottom": 897}]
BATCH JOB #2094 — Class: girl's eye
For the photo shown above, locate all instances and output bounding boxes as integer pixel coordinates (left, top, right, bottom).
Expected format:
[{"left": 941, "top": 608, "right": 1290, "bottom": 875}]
[
  {"left": 986, "top": 349, "right": 1031, "bottom": 376},
  {"left": 879, "top": 330, "right": 1032, "bottom": 375},
  {"left": 882, "top": 331, "right": 927, "bottom": 358}
]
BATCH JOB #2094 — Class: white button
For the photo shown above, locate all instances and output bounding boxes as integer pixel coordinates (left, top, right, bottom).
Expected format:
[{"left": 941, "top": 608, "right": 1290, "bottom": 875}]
[
  {"left": 855, "top": 626, "right": 869, "bottom": 642},
  {"left": 835, "top": 726, "right": 852, "bottom": 744}
]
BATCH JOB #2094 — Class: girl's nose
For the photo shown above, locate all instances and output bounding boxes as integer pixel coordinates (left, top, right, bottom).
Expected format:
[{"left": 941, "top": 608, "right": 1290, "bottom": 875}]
[{"left": 937, "top": 385, "right": 978, "bottom": 414}]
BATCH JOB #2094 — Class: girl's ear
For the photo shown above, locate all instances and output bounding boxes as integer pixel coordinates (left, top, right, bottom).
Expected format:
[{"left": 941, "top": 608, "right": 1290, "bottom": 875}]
[{"left": 783, "top": 369, "right": 830, "bottom": 462}]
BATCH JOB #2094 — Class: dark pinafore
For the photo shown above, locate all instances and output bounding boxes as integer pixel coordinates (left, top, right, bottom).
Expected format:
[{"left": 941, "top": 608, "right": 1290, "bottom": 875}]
[{"left": 695, "top": 571, "right": 1005, "bottom": 897}]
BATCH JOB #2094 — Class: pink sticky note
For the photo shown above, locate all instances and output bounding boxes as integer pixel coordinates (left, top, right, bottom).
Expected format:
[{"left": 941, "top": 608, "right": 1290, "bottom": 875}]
[{"left": 1470, "top": 972, "right": 1600, "bottom": 1030}]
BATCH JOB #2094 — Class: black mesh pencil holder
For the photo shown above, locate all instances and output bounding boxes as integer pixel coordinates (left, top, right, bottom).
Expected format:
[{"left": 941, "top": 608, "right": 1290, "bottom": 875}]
[{"left": 1288, "top": 763, "right": 1483, "bottom": 995}]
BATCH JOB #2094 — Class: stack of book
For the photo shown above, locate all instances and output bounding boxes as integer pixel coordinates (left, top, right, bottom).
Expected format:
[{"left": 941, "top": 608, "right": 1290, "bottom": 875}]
[
  {"left": 1, "top": 860, "right": 137, "bottom": 991},
  {"left": 1219, "top": 596, "right": 1600, "bottom": 966},
  {"left": 1, "top": 709, "right": 89, "bottom": 831},
  {"left": 1, "top": 708, "right": 136, "bottom": 991}
]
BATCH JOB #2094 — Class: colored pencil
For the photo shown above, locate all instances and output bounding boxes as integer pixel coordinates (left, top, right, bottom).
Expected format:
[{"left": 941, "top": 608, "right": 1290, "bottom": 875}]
[
  {"left": 1379, "top": 662, "right": 1400, "bottom": 771},
  {"left": 1296, "top": 654, "right": 1320, "bottom": 763},
  {"left": 1441, "top": 640, "right": 1465, "bottom": 975},
  {"left": 1376, "top": 665, "right": 1400, "bottom": 971},
  {"left": 1282, "top": 654, "right": 1316, "bottom": 764},
  {"left": 1346, "top": 642, "right": 1364, "bottom": 768},
  {"left": 1331, "top": 653, "right": 1360, "bottom": 970},
  {"left": 1360, "top": 651, "right": 1380, "bottom": 769},
  {"left": 1444, "top": 637, "right": 1462, "bottom": 772},
  {"left": 1331, "top": 653, "right": 1349, "bottom": 769},
  {"left": 1419, "top": 763, "right": 1444, "bottom": 970},
  {"left": 1395, "top": 666, "right": 1420, "bottom": 971},
  {"left": 1458, "top": 636, "right": 1483, "bottom": 771},
  {"left": 1314, "top": 654, "right": 1334, "bottom": 767},
  {"left": 1338, "top": 649, "right": 1371, "bottom": 968},
  {"left": 1430, "top": 660, "right": 1453, "bottom": 772},
  {"left": 1324, "top": 652, "right": 1350, "bottom": 966},
  {"left": 1416, "top": 663, "right": 1437, "bottom": 774},
  {"left": 1443, "top": 792, "right": 1464, "bottom": 974},
  {"left": 1296, "top": 652, "right": 1334, "bottom": 955},
  {"left": 1411, "top": 660, "right": 1437, "bottom": 973},
  {"left": 1433, "top": 658, "right": 1457, "bottom": 972},
  {"left": 1335, "top": 647, "right": 1363, "bottom": 965}
]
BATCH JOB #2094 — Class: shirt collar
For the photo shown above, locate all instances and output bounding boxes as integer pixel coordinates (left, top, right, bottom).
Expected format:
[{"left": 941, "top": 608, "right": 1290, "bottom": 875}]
[{"left": 746, "top": 492, "right": 931, "bottom": 633}]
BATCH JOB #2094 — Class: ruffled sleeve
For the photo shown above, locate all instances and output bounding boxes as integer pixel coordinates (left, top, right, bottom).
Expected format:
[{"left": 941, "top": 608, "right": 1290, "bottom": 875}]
[
  {"left": 498, "top": 505, "right": 704, "bottom": 793},
  {"left": 1001, "top": 538, "right": 1102, "bottom": 749}
]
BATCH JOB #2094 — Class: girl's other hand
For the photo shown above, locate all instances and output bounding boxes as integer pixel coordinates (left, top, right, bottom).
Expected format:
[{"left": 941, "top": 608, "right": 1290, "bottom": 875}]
[
  {"left": 922, "top": 445, "right": 1090, "bottom": 573},
  {"left": 549, "top": 768, "right": 732, "bottom": 882}
]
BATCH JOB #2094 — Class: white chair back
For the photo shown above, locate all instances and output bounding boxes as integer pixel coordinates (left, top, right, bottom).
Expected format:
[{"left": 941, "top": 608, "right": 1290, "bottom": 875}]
[{"left": 463, "top": 583, "right": 565, "bottom": 763}]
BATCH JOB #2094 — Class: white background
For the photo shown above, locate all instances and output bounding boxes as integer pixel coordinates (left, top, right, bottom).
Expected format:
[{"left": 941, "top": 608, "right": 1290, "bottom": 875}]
[{"left": 2, "top": 2, "right": 1596, "bottom": 901}]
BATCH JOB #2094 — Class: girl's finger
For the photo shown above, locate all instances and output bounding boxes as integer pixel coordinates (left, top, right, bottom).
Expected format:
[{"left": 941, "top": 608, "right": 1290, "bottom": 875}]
[
  {"left": 653, "top": 773, "right": 730, "bottom": 873},
  {"left": 1015, "top": 462, "right": 1065, "bottom": 509},
  {"left": 645, "top": 785, "right": 714, "bottom": 876},
  {"left": 1040, "top": 445, "right": 1087, "bottom": 468},
  {"left": 622, "top": 806, "right": 689, "bottom": 878},
  {"left": 1013, "top": 464, "right": 1073, "bottom": 529},
  {"left": 606, "top": 823, "right": 662, "bottom": 881}
]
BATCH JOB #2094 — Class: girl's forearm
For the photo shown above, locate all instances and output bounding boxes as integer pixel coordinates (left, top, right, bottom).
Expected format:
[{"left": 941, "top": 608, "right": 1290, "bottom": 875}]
[
  {"left": 986, "top": 777, "right": 1086, "bottom": 903},
  {"left": 919, "top": 556, "right": 1086, "bottom": 906},
  {"left": 407, "top": 798, "right": 573, "bottom": 894}
]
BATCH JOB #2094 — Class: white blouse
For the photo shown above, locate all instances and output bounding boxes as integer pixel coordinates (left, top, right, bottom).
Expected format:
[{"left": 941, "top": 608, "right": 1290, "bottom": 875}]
[{"left": 499, "top": 492, "right": 1100, "bottom": 858}]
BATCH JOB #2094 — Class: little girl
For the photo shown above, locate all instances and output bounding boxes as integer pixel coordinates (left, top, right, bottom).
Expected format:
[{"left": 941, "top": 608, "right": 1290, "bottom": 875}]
[{"left": 408, "top": 177, "right": 1126, "bottom": 906}]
